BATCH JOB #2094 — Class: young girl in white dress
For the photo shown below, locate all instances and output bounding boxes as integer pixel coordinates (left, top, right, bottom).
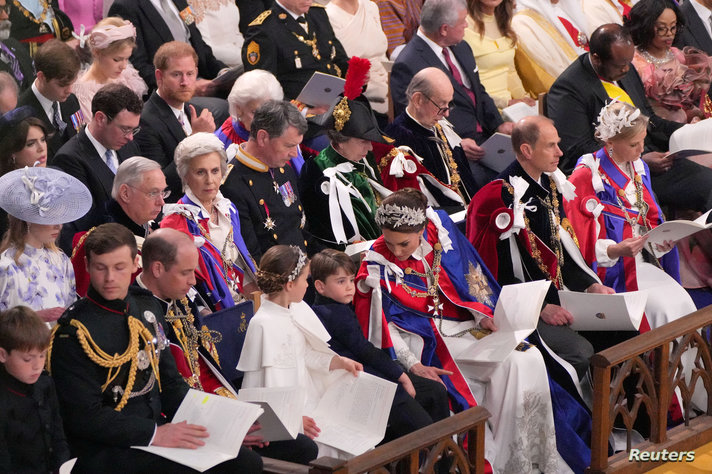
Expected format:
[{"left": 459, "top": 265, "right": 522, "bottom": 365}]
[{"left": 237, "top": 245, "right": 362, "bottom": 457}]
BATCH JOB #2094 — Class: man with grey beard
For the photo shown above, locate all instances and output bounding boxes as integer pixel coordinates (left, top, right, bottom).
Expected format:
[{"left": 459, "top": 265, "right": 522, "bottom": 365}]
[{"left": 0, "top": 0, "right": 34, "bottom": 91}]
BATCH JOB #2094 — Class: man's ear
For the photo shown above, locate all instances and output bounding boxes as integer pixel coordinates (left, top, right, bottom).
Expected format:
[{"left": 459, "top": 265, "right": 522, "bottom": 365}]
[
  {"left": 155, "top": 68, "right": 163, "bottom": 88},
  {"left": 118, "top": 183, "right": 131, "bottom": 203},
  {"left": 256, "top": 129, "right": 270, "bottom": 147},
  {"left": 149, "top": 261, "right": 163, "bottom": 279},
  {"left": 132, "top": 253, "right": 140, "bottom": 273},
  {"left": 0, "top": 347, "right": 8, "bottom": 363},
  {"left": 314, "top": 279, "right": 326, "bottom": 294},
  {"left": 520, "top": 143, "right": 534, "bottom": 160}
]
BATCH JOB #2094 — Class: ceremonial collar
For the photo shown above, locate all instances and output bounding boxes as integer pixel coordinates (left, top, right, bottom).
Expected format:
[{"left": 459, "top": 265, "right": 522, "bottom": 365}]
[
  {"left": 87, "top": 285, "right": 129, "bottom": 314},
  {"left": 184, "top": 188, "right": 233, "bottom": 219},
  {"left": 236, "top": 144, "right": 269, "bottom": 172}
]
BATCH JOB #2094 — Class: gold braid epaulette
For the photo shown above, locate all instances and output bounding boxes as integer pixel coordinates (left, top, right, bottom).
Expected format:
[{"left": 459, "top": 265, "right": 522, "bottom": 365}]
[
  {"left": 249, "top": 10, "right": 271, "bottom": 26},
  {"left": 70, "top": 227, "right": 97, "bottom": 260},
  {"left": 48, "top": 317, "right": 161, "bottom": 412},
  {"left": 378, "top": 147, "right": 401, "bottom": 174}
]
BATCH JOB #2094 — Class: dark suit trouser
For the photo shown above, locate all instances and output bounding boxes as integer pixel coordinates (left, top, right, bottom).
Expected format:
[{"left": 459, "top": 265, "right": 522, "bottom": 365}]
[
  {"left": 253, "top": 433, "right": 317, "bottom": 465},
  {"left": 536, "top": 320, "right": 594, "bottom": 381},
  {"left": 650, "top": 157, "right": 712, "bottom": 212},
  {"left": 72, "top": 446, "right": 263, "bottom": 473}
]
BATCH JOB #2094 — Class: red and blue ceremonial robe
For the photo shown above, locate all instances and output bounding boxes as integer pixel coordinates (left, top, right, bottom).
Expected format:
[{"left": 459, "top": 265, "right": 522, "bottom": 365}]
[
  {"left": 161, "top": 194, "right": 255, "bottom": 310},
  {"left": 566, "top": 148, "right": 681, "bottom": 333}
]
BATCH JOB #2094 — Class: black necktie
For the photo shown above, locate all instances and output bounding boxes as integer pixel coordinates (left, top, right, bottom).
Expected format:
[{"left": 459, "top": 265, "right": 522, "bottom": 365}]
[{"left": 296, "top": 16, "right": 308, "bottom": 34}]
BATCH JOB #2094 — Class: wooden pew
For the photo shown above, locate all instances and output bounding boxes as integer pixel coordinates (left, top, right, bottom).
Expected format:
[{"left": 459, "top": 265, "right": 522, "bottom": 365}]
[
  {"left": 588, "top": 305, "right": 712, "bottom": 473},
  {"left": 263, "top": 405, "right": 491, "bottom": 474}
]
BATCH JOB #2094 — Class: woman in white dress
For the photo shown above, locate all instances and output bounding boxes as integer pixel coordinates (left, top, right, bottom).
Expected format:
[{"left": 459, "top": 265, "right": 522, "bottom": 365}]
[
  {"left": 0, "top": 167, "right": 91, "bottom": 322},
  {"left": 354, "top": 188, "right": 571, "bottom": 473},
  {"left": 237, "top": 245, "right": 362, "bottom": 458},
  {"left": 72, "top": 17, "right": 148, "bottom": 121},
  {"left": 326, "top": 0, "right": 391, "bottom": 123}
]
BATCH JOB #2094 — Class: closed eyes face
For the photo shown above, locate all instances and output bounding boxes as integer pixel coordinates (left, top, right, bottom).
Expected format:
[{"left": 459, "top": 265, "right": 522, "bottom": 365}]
[
  {"left": 96, "top": 44, "right": 133, "bottom": 80},
  {"left": 381, "top": 228, "right": 422, "bottom": 261}
]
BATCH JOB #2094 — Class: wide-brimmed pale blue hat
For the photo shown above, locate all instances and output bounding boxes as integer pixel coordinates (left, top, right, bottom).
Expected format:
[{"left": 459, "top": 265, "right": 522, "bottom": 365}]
[{"left": 0, "top": 166, "right": 92, "bottom": 224}]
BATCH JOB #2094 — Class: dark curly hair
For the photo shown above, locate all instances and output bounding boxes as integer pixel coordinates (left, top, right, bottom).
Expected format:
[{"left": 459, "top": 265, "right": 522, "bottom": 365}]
[{"left": 623, "top": 0, "right": 684, "bottom": 51}]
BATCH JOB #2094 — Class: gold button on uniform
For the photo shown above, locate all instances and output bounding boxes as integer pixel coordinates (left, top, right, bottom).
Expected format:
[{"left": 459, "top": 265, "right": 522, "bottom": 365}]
[
  {"left": 259, "top": 199, "right": 265, "bottom": 205},
  {"left": 273, "top": 233, "right": 278, "bottom": 240}
]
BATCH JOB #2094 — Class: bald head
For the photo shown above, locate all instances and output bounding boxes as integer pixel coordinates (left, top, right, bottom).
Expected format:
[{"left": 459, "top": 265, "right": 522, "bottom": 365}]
[
  {"left": 512, "top": 116, "right": 562, "bottom": 180},
  {"left": 406, "top": 67, "right": 454, "bottom": 128},
  {"left": 141, "top": 228, "right": 198, "bottom": 300}
]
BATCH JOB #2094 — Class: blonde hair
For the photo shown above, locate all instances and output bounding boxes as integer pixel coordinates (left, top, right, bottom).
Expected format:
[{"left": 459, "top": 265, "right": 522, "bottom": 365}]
[
  {"left": 0, "top": 216, "right": 59, "bottom": 265},
  {"left": 90, "top": 17, "right": 137, "bottom": 57}
]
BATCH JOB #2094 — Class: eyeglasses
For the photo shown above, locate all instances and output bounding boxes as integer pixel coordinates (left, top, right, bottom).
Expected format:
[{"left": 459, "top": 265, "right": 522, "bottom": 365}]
[
  {"left": 104, "top": 113, "right": 141, "bottom": 137},
  {"left": 654, "top": 24, "right": 678, "bottom": 36},
  {"left": 422, "top": 93, "right": 453, "bottom": 115},
  {"left": 128, "top": 184, "right": 171, "bottom": 200},
  {"left": 0, "top": 5, "right": 10, "bottom": 14}
]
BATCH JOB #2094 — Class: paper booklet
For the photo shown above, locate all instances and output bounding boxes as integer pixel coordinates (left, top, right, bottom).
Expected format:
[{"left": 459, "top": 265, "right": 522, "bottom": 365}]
[
  {"left": 296, "top": 72, "right": 345, "bottom": 107},
  {"left": 559, "top": 290, "right": 647, "bottom": 331},
  {"left": 309, "top": 371, "right": 397, "bottom": 456},
  {"left": 133, "top": 389, "right": 264, "bottom": 472},
  {"left": 236, "top": 386, "right": 306, "bottom": 441},
  {"left": 502, "top": 101, "right": 539, "bottom": 122},
  {"left": 450, "top": 280, "right": 551, "bottom": 365},
  {"left": 344, "top": 240, "right": 375, "bottom": 257},
  {"left": 479, "top": 132, "right": 516, "bottom": 173},
  {"left": 644, "top": 209, "right": 712, "bottom": 247}
]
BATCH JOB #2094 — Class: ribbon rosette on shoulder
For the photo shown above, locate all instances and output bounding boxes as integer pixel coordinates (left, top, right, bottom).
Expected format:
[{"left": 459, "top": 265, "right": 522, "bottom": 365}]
[{"left": 0, "top": 167, "right": 92, "bottom": 224}]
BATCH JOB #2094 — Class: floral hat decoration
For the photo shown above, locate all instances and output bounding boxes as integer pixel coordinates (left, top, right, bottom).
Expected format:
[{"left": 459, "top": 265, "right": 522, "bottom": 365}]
[{"left": 0, "top": 166, "right": 92, "bottom": 224}]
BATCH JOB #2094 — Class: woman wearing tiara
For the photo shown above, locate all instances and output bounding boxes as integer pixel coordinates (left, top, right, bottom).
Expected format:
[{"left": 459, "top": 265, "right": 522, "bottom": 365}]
[
  {"left": 72, "top": 17, "right": 148, "bottom": 121},
  {"left": 565, "top": 101, "right": 697, "bottom": 333},
  {"left": 354, "top": 188, "right": 586, "bottom": 473}
]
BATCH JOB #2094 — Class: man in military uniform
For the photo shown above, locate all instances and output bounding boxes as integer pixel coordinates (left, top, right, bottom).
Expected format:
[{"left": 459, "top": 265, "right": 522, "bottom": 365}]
[
  {"left": 7, "top": 0, "right": 74, "bottom": 56},
  {"left": 242, "top": 0, "right": 350, "bottom": 101},
  {"left": 138, "top": 228, "right": 320, "bottom": 465},
  {"left": 221, "top": 100, "right": 315, "bottom": 262},
  {"left": 48, "top": 223, "right": 263, "bottom": 473}
]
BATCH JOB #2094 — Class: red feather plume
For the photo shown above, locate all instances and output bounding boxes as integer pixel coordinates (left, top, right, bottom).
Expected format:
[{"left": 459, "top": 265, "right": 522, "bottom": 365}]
[{"left": 343, "top": 57, "right": 371, "bottom": 100}]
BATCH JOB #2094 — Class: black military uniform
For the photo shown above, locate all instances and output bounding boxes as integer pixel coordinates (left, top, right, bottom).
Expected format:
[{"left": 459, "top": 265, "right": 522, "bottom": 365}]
[
  {"left": 221, "top": 146, "right": 315, "bottom": 262},
  {"left": 48, "top": 285, "right": 263, "bottom": 473},
  {"left": 8, "top": 0, "right": 73, "bottom": 55},
  {"left": 242, "top": 3, "right": 349, "bottom": 100}
]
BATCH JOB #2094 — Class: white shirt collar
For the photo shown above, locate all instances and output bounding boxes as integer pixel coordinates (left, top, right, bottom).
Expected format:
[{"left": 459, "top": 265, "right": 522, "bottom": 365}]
[
  {"left": 410, "top": 236, "right": 434, "bottom": 262},
  {"left": 691, "top": 0, "right": 712, "bottom": 38},
  {"left": 31, "top": 80, "right": 55, "bottom": 122},
  {"left": 85, "top": 125, "right": 112, "bottom": 159},
  {"left": 184, "top": 187, "right": 232, "bottom": 218},
  {"left": 416, "top": 29, "right": 449, "bottom": 67}
]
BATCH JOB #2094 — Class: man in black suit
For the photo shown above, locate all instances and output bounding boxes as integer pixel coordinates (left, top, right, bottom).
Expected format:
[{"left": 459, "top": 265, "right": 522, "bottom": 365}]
[
  {"left": 108, "top": 0, "right": 225, "bottom": 93},
  {"left": 548, "top": 24, "right": 712, "bottom": 211},
  {"left": 136, "top": 41, "right": 215, "bottom": 202},
  {"left": 17, "top": 39, "right": 81, "bottom": 161},
  {"left": 0, "top": 0, "right": 35, "bottom": 92},
  {"left": 676, "top": 0, "right": 712, "bottom": 55},
  {"left": 390, "top": 0, "right": 512, "bottom": 162},
  {"left": 48, "top": 223, "right": 263, "bottom": 473},
  {"left": 52, "top": 84, "right": 143, "bottom": 253}
]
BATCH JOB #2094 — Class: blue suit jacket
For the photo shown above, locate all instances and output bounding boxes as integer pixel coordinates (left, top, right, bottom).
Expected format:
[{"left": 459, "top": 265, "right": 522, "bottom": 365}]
[{"left": 389, "top": 35, "right": 503, "bottom": 143}]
